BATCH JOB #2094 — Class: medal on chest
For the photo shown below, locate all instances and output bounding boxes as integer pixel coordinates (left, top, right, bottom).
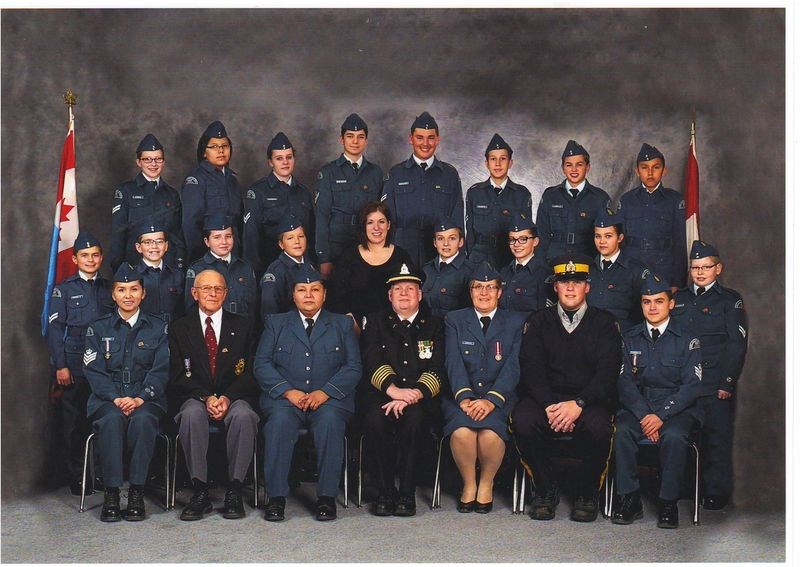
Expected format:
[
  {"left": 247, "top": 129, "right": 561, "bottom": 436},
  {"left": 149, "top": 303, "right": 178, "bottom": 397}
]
[
  {"left": 495, "top": 341, "right": 503, "bottom": 362},
  {"left": 630, "top": 351, "right": 641, "bottom": 374},
  {"left": 418, "top": 340, "right": 433, "bottom": 359},
  {"left": 184, "top": 357, "right": 192, "bottom": 378},
  {"left": 102, "top": 337, "right": 114, "bottom": 360}
]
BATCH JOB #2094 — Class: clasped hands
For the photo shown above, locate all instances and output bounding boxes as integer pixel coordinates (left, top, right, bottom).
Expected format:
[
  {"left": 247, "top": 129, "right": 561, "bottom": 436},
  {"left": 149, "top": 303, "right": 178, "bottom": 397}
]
[
  {"left": 113, "top": 396, "right": 144, "bottom": 416},
  {"left": 284, "top": 389, "right": 331, "bottom": 411},
  {"left": 545, "top": 400, "right": 583, "bottom": 433},
  {"left": 459, "top": 398, "right": 495, "bottom": 422},
  {"left": 382, "top": 384, "right": 423, "bottom": 419},
  {"left": 205, "top": 395, "right": 231, "bottom": 420}
]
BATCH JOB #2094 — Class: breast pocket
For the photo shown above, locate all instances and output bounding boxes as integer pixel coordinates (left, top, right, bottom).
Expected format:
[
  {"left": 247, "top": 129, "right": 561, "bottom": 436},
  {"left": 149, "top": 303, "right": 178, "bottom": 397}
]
[
  {"left": 325, "top": 342, "right": 345, "bottom": 366},
  {"left": 275, "top": 343, "right": 294, "bottom": 368},
  {"left": 128, "top": 196, "right": 153, "bottom": 221},
  {"left": 133, "top": 340, "right": 157, "bottom": 368},
  {"left": 547, "top": 207, "right": 568, "bottom": 234},
  {"left": 331, "top": 181, "right": 353, "bottom": 209},
  {"left": 261, "top": 197, "right": 284, "bottom": 227},
  {"left": 207, "top": 186, "right": 230, "bottom": 212}
]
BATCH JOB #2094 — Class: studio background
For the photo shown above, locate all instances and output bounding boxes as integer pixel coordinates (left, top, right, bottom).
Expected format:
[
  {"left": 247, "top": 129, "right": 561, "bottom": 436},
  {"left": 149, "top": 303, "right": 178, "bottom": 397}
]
[{"left": 0, "top": 9, "right": 785, "bottom": 509}]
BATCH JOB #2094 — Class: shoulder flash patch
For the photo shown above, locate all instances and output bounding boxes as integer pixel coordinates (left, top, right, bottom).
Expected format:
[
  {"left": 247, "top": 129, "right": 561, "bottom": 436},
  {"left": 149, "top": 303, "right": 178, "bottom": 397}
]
[
  {"left": 86, "top": 326, "right": 94, "bottom": 337},
  {"left": 184, "top": 176, "right": 198, "bottom": 185},
  {"left": 689, "top": 338, "right": 700, "bottom": 350},
  {"left": 246, "top": 189, "right": 256, "bottom": 199},
  {"left": 317, "top": 170, "right": 324, "bottom": 180},
  {"left": 678, "top": 199, "right": 686, "bottom": 209},
  {"left": 262, "top": 273, "right": 276, "bottom": 283},
  {"left": 735, "top": 299, "right": 744, "bottom": 309},
  {"left": 114, "top": 189, "right": 123, "bottom": 199},
  {"left": 186, "top": 268, "right": 195, "bottom": 279},
  {"left": 52, "top": 287, "right": 62, "bottom": 298}
]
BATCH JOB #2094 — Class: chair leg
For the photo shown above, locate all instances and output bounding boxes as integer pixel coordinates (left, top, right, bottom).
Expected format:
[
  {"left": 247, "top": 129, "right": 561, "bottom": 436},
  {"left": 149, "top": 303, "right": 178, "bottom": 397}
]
[
  {"left": 356, "top": 435, "right": 363, "bottom": 508},
  {"left": 342, "top": 435, "right": 349, "bottom": 509},
  {"left": 161, "top": 434, "right": 171, "bottom": 511},
  {"left": 252, "top": 438, "right": 259, "bottom": 509},
  {"left": 171, "top": 433, "right": 180, "bottom": 510},
  {"left": 79, "top": 433, "right": 94, "bottom": 512},
  {"left": 519, "top": 470, "right": 527, "bottom": 515},
  {"left": 691, "top": 442, "right": 701, "bottom": 525},
  {"left": 432, "top": 436, "right": 445, "bottom": 509},
  {"left": 512, "top": 466, "right": 519, "bottom": 514}
]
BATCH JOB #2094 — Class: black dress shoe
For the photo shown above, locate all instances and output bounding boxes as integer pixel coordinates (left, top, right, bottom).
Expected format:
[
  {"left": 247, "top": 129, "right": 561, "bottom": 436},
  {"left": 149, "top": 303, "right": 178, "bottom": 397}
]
[
  {"left": 612, "top": 491, "right": 643, "bottom": 525},
  {"left": 703, "top": 495, "right": 729, "bottom": 510},
  {"left": 223, "top": 487, "right": 245, "bottom": 519},
  {"left": 180, "top": 488, "right": 212, "bottom": 521},
  {"left": 457, "top": 500, "right": 476, "bottom": 513},
  {"left": 657, "top": 499, "right": 679, "bottom": 529},
  {"left": 570, "top": 493, "right": 599, "bottom": 522},
  {"left": 315, "top": 496, "right": 337, "bottom": 521},
  {"left": 530, "top": 484, "right": 559, "bottom": 521},
  {"left": 374, "top": 494, "right": 395, "bottom": 517},
  {"left": 475, "top": 500, "right": 493, "bottom": 514},
  {"left": 124, "top": 485, "right": 146, "bottom": 522},
  {"left": 264, "top": 497, "right": 286, "bottom": 522},
  {"left": 393, "top": 494, "right": 416, "bottom": 517},
  {"left": 100, "top": 488, "right": 122, "bottom": 522}
]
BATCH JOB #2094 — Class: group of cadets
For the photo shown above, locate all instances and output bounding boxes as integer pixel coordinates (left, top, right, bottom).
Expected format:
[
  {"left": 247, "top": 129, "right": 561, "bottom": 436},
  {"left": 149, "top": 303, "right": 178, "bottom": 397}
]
[{"left": 44, "top": 111, "right": 748, "bottom": 529}]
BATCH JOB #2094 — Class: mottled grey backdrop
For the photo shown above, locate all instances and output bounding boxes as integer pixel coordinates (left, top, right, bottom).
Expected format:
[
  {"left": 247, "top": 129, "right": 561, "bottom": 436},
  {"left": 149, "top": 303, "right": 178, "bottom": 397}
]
[{"left": 1, "top": 9, "right": 785, "bottom": 507}]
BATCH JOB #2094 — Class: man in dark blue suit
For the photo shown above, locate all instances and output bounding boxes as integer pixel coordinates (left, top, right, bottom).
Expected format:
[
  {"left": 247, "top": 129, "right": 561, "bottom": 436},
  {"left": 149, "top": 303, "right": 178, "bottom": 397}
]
[{"left": 254, "top": 264, "right": 361, "bottom": 521}]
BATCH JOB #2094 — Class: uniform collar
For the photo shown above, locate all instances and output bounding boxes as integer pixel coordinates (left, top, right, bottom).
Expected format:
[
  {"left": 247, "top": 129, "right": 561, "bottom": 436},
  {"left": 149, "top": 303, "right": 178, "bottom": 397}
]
[
  {"left": 598, "top": 249, "right": 622, "bottom": 264},
  {"left": 438, "top": 251, "right": 462, "bottom": 266},
  {"left": 78, "top": 271, "right": 97, "bottom": 283},
  {"left": 640, "top": 182, "right": 664, "bottom": 195},
  {"left": 491, "top": 177, "right": 509, "bottom": 190},
  {"left": 404, "top": 155, "right": 440, "bottom": 170},
  {"left": 116, "top": 308, "right": 142, "bottom": 328},
  {"left": 201, "top": 159, "right": 236, "bottom": 176},
  {"left": 280, "top": 251, "right": 305, "bottom": 266},
  {"left": 298, "top": 309, "right": 321, "bottom": 326},
  {"left": 694, "top": 281, "right": 718, "bottom": 295},
  {"left": 268, "top": 171, "right": 294, "bottom": 188},
  {"left": 141, "top": 258, "right": 164, "bottom": 270},
  {"left": 209, "top": 251, "right": 232, "bottom": 264},
  {"left": 337, "top": 153, "right": 364, "bottom": 168},
  {"left": 564, "top": 179, "right": 587, "bottom": 192},
  {"left": 136, "top": 171, "right": 160, "bottom": 187},
  {"left": 474, "top": 307, "right": 497, "bottom": 321}
]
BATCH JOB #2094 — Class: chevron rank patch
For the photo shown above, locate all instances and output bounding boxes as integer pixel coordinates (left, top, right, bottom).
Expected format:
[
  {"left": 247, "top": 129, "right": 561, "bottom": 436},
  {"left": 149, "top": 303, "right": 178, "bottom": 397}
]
[
  {"left": 689, "top": 338, "right": 700, "bottom": 350},
  {"left": 739, "top": 325, "right": 747, "bottom": 338},
  {"left": 48, "top": 313, "right": 59, "bottom": 323},
  {"left": 184, "top": 176, "right": 198, "bottom": 185},
  {"left": 83, "top": 349, "right": 97, "bottom": 366},
  {"left": 380, "top": 193, "right": 388, "bottom": 202},
  {"left": 244, "top": 212, "right": 251, "bottom": 224},
  {"left": 112, "top": 204, "right": 121, "bottom": 214},
  {"left": 694, "top": 364, "right": 702, "bottom": 381}
]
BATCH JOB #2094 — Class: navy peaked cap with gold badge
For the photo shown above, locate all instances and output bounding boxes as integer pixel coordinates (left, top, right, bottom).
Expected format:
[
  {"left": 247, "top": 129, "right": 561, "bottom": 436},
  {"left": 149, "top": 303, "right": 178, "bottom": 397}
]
[
  {"left": 594, "top": 207, "right": 622, "bottom": 229},
  {"left": 73, "top": 229, "right": 101, "bottom": 252},
  {"left": 113, "top": 262, "right": 143, "bottom": 284},
  {"left": 485, "top": 133, "right": 513, "bottom": 158},
  {"left": 135, "top": 220, "right": 168, "bottom": 239},
  {"left": 411, "top": 111, "right": 438, "bottom": 132},
  {"left": 640, "top": 271, "right": 671, "bottom": 296},
  {"left": 137, "top": 133, "right": 163, "bottom": 153},
  {"left": 203, "top": 213, "right": 234, "bottom": 232},
  {"left": 508, "top": 212, "right": 536, "bottom": 234},
  {"left": 433, "top": 216, "right": 460, "bottom": 234},
  {"left": 203, "top": 120, "right": 228, "bottom": 140},
  {"left": 277, "top": 216, "right": 304, "bottom": 236},
  {"left": 547, "top": 254, "right": 592, "bottom": 283},
  {"left": 470, "top": 261, "right": 502, "bottom": 283},
  {"left": 637, "top": 143, "right": 665, "bottom": 164},
  {"left": 341, "top": 113, "right": 368, "bottom": 135},
  {"left": 690, "top": 240, "right": 720, "bottom": 260},
  {"left": 561, "top": 139, "right": 589, "bottom": 162},
  {"left": 268, "top": 131, "right": 293, "bottom": 153},
  {"left": 386, "top": 263, "right": 422, "bottom": 286},
  {"left": 292, "top": 263, "right": 323, "bottom": 285}
]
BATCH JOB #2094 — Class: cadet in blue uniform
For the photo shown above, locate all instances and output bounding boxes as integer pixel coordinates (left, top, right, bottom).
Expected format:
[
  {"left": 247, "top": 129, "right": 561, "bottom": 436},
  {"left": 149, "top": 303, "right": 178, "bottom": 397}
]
[
  {"left": 586, "top": 208, "right": 649, "bottom": 332},
  {"left": 254, "top": 265, "right": 361, "bottom": 522},
  {"left": 185, "top": 214, "right": 257, "bottom": 319},
  {"left": 132, "top": 221, "right": 184, "bottom": 325},
  {"left": 465, "top": 134, "right": 532, "bottom": 267},
  {"left": 443, "top": 263, "right": 527, "bottom": 513},
  {"left": 260, "top": 218, "right": 310, "bottom": 321},
  {"left": 110, "top": 134, "right": 186, "bottom": 272},
  {"left": 181, "top": 121, "right": 242, "bottom": 263},
  {"left": 617, "top": 143, "right": 687, "bottom": 290},
  {"left": 314, "top": 114, "right": 383, "bottom": 279},
  {"left": 613, "top": 273, "right": 703, "bottom": 529},
  {"left": 421, "top": 217, "right": 473, "bottom": 317},
  {"left": 243, "top": 132, "right": 315, "bottom": 277},
  {"left": 536, "top": 140, "right": 611, "bottom": 263},
  {"left": 45, "top": 230, "right": 114, "bottom": 494},
  {"left": 360, "top": 265, "right": 444, "bottom": 517},
  {"left": 381, "top": 112, "right": 464, "bottom": 268},
  {"left": 671, "top": 240, "right": 748, "bottom": 510},
  {"left": 83, "top": 263, "right": 169, "bottom": 522},
  {"left": 499, "top": 214, "right": 553, "bottom": 315}
]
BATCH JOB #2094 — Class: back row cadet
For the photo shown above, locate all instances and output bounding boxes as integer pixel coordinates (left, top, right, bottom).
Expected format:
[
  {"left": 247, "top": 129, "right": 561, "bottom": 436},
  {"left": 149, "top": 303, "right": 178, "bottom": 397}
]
[
  {"left": 381, "top": 112, "right": 464, "bottom": 269},
  {"left": 617, "top": 143, "right": 687, "bottom": 290},
  {"left": 110, "top": 134, "right": 186, "bottom": 272},
  {"left": 499, "top": 213, "right": 552, "bottom": 315},
  {"left": 181, "top": 121, "right": 242, "bottom": 264},
  {"left": 536, "top": 140, "right": 611, "bottom": 264},
  {"left": 243, "top": 132, "right": 315, "bottom": 277},
  {"left": 465, "top": 134, "right": 532, "bottom": 268},
  {"left": 132, "top": 221, "right": 184, "bottom": 325},
  {"left": 46, "top": 230, "right": 114, "bottom": 495},
  {"left": 421, "top": 217, "right": 473, "bottom": 317},
  {"left": 314, "top": 113, "right": 383, "bottom": 279},
  {"left": 671, "top": 240, "right": 748, "bottom": 511}
]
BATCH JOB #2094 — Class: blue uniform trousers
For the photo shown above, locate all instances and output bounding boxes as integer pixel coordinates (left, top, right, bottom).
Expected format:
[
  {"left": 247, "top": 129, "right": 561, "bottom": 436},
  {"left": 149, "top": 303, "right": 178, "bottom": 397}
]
[
  {"left": 700, "top": 395, "right": 734, "bottom": 497},
  {"left": 262, "top": 404, "right": 349, "bottom": 498},
  {"left": 91, "top": 401, "right": 163, "bottom": 488}
]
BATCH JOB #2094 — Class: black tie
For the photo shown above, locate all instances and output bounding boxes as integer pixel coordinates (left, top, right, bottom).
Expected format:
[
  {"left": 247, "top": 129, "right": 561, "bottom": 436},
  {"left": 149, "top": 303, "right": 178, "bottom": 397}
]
[
  {"left": 494, "top": 186, "right": 502, "bottom": 196},
  {"left": 148, "top": 266, "right": 161, "bottom": 273},
  {"left": 602, "top": 260, "right": 612, "bottom": 271},
  {"left": 87, "top": 279, "right": 95, "bottom": 287},
  {"left": 420, "top": 162, "right": 428, "bottom": 171},
  {"left": 651, "top": 328, "right": 661, "bottom": 341},
  {"left": 219, "top": 259, "right": 229, "bottom": 268},
  {"left": 305, "top": 318, "right": 314, "bottom": 338},
  {"left": 402, "top": 320, "right": 412, "bottom": 329},
  {"left": 480, "top": 316, "right": 491, "bottom": 335},
  {"left": 514, "top": 263, "right": 523, "bottom": 273},
  {"left": 351, "top": 161, "right": 359, "bottom": 174},
  {"left": 564, "top": 309, "right": 577, "bottom": 322},
  {"left": 569, "top": 188, "right": 579, "bottom": 199},
  {"left": 697, "top": 286, "right": 706, "bottom": 295}
]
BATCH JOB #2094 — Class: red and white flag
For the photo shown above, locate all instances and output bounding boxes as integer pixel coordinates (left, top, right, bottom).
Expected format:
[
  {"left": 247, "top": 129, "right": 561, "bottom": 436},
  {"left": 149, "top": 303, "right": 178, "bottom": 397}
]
[{"left": 684, "top": 119, "right": 700, "bottom": 257}]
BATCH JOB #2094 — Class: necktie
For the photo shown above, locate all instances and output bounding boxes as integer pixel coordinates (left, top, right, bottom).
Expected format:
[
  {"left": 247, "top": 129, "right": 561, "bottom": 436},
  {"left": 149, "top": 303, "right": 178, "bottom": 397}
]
[
  {"left": 148, "top": 266, "right": 161, "bottom": 273},
  {"left": 401, "top": 319, "right": 412, "bottom": 329},
  {"left": 564, "top": 309, "right": 577, "bottom": 323},
  {"left": 205, "top": 317, "right": 218, "bottom": 379},
  {"left": 420, "top": 162, "right": 428, "bottom": 171},
  {"left": 87, "top": 279, "right": 95, "bottom": 287},
  {"left": 219, "top": 259, "right": 229, "bottom": 268},
  {"left": 480, "top": 316, "right": 491, "bottom": 335},
  {"left": 305, "top": 317, "right": 314, "bottom": 338},
  {"left": 569, "top": 188, "right": 579, "bottom": 199},
  {"left": 651, "top": 328, "right": 661, "bottom": 342},
  {"left": 602, "top": 260, "right": 612, "bottom": 271},
  {"left": 494, "top": 185, "right": 502, "bottom": 196},
  {"left": 514, "top": 263, "right": 523, "bottom": 273},
  {"left": 351, "top": 161, "right": 359, "bottom": 174},
  {"left": 697, "top": 286, "right": 706, "bottom": 295}
]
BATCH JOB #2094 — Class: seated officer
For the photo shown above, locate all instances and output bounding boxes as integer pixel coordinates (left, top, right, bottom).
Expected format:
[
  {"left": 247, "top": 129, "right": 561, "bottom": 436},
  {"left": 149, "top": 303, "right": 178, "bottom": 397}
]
[
  {"left": 110, "top": 133, "right": 186, "bottom": 272},
  {"left": 499, "top": 213, "right": 552, "bottom": 315},
  {"left": 254, "top": 265, "right": 361, "bottom": 522},
  {"left": 360, "top": 264, "right": 444, "bottom": 517},
  {"left": 536, "top": 140, "right": 611, "bottom": 263},
  {"left": 169, "top": 269, "right": 260, "bottom": 521},
  {"left": 465, "top": 133, "right": 532, "bottom": 267},
  {"left": 617, "top": 143, "right": 687, "bottom": 291},
  {"left": 671, "top": 240, "right": 748, "bottom": 511},
  {"left": 260, "top": 218, "right": 310, "bottom": 321},
  {"left": 586, "top": 209, "right": 649, "bottom": 332},
  {"left": 45, "top": 229, "right": 114, "bottom": 494},
  {"left": 421, "top": 217, "right": 473, "bottom": 317},
  {"left": 314, "top": 113, "right": 383, "bottom": 279},
  {"left": 132, "top": 221, "right": 184, "bottom": 325},
  {"left": 185, "top": 214, "right": 257, "bottom": 319},
  {"left": 243, "top": 132, "right": 315, "bottom": 277},
  {"left": 613, "top": 273, "right": 703, "bottom": 529},
  {"left": 512, "top": 255, "right": 620, "bottom": 522},
  {"left": 83, "top": 263, "right": 169, "bottom": 522}
]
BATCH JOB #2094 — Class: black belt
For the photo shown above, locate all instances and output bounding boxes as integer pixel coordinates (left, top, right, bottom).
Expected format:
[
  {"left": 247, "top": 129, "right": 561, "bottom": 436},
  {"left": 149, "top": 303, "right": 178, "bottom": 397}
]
[
  {"left": 627, "top": 236, "right": 671, "bottom": 251},
  {"left": 332, "top": 214, "right": 359, "bottom": 225},
  {"left": 550, "top": 232, "right": 587, "bottom": 245},
  {"left": 66, "top": 326, "right": 87, "bottom": 338},
  {"left": 111, "top": 370, "right": 141, "bottom": 384},
  {"left": 475, "top": 234, "right": 499, "bottom": 246}
]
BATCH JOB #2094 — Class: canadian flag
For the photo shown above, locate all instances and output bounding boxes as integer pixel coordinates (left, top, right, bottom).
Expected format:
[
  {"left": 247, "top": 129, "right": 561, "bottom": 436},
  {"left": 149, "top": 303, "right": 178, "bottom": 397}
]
[{"left": 684, "top": 119, "right": 700, "bottom": 258}]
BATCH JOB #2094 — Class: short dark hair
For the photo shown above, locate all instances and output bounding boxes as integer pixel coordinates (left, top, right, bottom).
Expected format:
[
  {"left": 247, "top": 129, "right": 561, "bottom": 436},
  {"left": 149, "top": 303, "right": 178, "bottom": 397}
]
[
  {"left": 595, "top": 223, "right": 624, "bottom": 237},
  {"left": 358, "top": 201, "right": 393, "bottom": 248},
  {"left": 136, "top": 148, "right": 165, "bottom": 160},
  {"left": 561, "top": 152, "right": 590, "bottom": 165},
  {"left": 138, "top": 230, "right": 169, "bottom": 243},
  {"left": 411, "top": 126, "right": 439, "bottom": 135},
  {"left": 341, "top": 127, "right": 367, "bottom": 138}
]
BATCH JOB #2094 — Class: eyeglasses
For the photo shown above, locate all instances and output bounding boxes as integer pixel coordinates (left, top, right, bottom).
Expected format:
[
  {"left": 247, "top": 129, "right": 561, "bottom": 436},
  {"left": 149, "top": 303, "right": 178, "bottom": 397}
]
[
  {"left": 138, "top": 157, "right": 164, "bottom": 164},
  {"left": 471, "top": 284, "right": 500, "bottom": 292},
  {"left": 206, "top": 144, "right": 230, "bottom": 152},
  {"left": 690, "top": 263, "right": 718, "bottom": 273},
  {"left": 194, "top": 285, "right": 227, "bottom": 294},
  {"left": 508, "top": 237, "right": 532, "bottom": 245},
  {"left": 139, "top": 239, "right": 166, "bottom": 247}
]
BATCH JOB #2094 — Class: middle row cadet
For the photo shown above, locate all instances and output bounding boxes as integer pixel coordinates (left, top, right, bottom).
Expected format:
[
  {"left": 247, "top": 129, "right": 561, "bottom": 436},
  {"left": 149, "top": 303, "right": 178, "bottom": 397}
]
[
  {"left": 421, "top": 217, "right": 474, "bottom": 317},
  {"left": 499, "top": 213, "right": 552, "bottom": 315},
  {"left": 260, "top": 218, "right": 310, "bottom": 320},
  {"left": 133, "top": 221, "right": 185, "bottom": 325}
]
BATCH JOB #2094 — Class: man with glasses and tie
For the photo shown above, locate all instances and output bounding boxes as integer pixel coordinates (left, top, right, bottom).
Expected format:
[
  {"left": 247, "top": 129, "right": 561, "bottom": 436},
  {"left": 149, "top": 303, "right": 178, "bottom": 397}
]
[
  {"left": 110, "top": 133, "right": 185, "bottom": 272},
  {"left": 671, "top": 240, "right": 748, "bottom": 511},
  {"left": 169, "top": 269, "right": 260, "bottom": 521},
  {"left": 132, "top": 221, "right": 184, "bottom": 325},
  {"left": 535, "top": 140, "right": 611, "bottom": 264},
  {"left": 314, "top": 113, "right": 384, "bottom": 279},
  {"left": 498, "top": 213, "right": 552, "bottom": 315},
  {"left": 465, "top": 133, "right": 532, "bottom": 268}
]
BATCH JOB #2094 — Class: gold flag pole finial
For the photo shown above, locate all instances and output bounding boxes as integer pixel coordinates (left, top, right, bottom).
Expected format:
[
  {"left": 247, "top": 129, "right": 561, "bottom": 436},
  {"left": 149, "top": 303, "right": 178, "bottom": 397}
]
[{"left": 63, "top": 89, "right": 77, "bottom": 123}]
